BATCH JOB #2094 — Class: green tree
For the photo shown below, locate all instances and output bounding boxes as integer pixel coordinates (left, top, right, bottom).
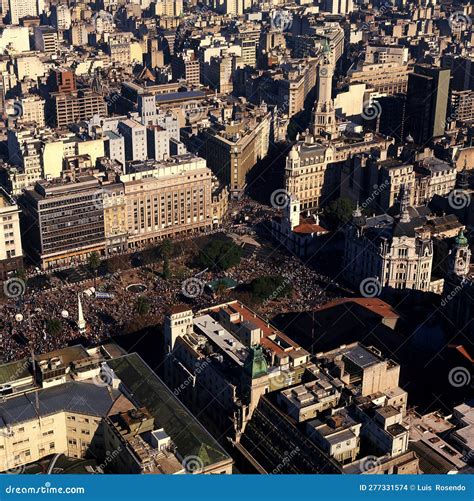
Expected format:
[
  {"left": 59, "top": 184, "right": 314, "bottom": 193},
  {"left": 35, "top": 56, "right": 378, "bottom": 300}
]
[
  {"left": 250, "top": 276, "right": 292, "bottom": 302},
  {"left": 88, "top": 252, "right": 101, "bottom": 287},
  {"left": 162, "top": 257, "right": 171, "bottom": 280},
  {"left": 136, "top": 296, "right": 150, "bottom": 316},
  {"left": 324, "top": 197, "right": 356, "bottom": 230},
  {"left": 198, "top": 240, "right": 242, "bottom": 271},
  {"left": 46, "top": 318, "right": 62, "bottom": 337},
  {"left": 161, "top": 239, "right": 173, "bottom": 259}
]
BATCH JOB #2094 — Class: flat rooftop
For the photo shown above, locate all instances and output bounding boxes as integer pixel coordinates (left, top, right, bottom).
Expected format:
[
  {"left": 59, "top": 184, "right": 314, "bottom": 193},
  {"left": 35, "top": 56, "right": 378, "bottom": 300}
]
[
  {"left": 194, "top": 314, "right": 249, "bottom": 367},
  {"left": 342, "top": 344, "right": 381, "bottom": 369}
]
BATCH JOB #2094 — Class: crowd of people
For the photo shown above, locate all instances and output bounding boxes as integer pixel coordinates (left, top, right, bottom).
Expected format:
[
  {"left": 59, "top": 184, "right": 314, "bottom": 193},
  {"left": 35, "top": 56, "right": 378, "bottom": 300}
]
[{"left": 0, "top": 200, "right": 343, "bottom": 364}]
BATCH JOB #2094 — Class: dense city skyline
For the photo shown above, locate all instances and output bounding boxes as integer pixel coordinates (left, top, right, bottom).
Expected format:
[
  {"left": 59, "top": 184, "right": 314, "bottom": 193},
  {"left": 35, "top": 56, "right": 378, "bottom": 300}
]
[{"left": 0, "top": 0, "right": 472, "bottom": 487}]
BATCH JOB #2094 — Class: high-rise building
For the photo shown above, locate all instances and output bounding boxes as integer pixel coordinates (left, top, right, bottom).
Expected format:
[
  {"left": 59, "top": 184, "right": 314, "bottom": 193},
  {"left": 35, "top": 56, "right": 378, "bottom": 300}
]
[
  {"left": 33, "top": 26, "right": 58, "bottom": 54},
  {"left": 441, "top": 55, "right": 474, "bottom": 92},
  {"left": 52, "top": 90, "right": 107, "bottom": 128},
  {"left": 118, "top": 119, "right": 147, "bottom": 162},
  {"left": 324, "top": 0, "right": 353, "bottom": 15},
  {"left": 347, "top": 62, "right": 412, "bottom": 95},
  {"left": 171, "top": 50, "right": 200, "bottom": 86},
  {"left": 405, "top": 64, "right": 450, "bottom": 145},
  {"left": 450, "top": 90, "right": 474, "bottom": 123},
  {"left": 107, "top": 32, "right": 133, "bottom": 66},
  {"left": 120, "top": 154, "right": 214, "bottom": 246},
  {"left": 200, "top": 105, "right": 271, "bottom": 199},
  {"left": 51, "top": 68, "right": 76, "bottom": 93},
  {"left": 343, "top": 188, "right": 435, "bottom": 293},
  {"left": 285, "top": 132, "right": 393, "bottom": 210},
  {"left": 8, "top": 0, "right": 38, "bottom": 24},
  {"left": 19, "top": 177, "right": 106, "bottom": 270},
  {"left": 164, "top": 300, "right": 311, "bottom": 439},
  {"left": 0, "top": 344, "right": 232, "bottom": 474},
  {"left": 0, "top": 187, "right": 23, "bottom": 280}
]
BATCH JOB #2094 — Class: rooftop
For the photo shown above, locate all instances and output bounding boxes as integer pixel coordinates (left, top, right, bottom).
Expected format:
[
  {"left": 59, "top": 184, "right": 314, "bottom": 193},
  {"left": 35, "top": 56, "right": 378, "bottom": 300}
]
[
  {"left": 193, "top": 314, "right": 249, "bottom": 367},
  {"left": 107, "top": 353, "right": 231, "bottom": 469},
  {"left": 0, "top": 381, "right": 120, "bottom": 427}
]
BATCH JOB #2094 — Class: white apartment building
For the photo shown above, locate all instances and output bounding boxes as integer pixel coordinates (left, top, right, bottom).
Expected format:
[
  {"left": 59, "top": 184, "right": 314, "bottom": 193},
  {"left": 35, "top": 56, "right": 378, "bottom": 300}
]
[
  {"left": 118, "top": 119, "right": 147, "bottom": 162},
  {"left": 8, "top": 0, "right": 38, "bottom": 24},
  {"left": 0, "top": 187, "right": 23, "bottom": 280}
]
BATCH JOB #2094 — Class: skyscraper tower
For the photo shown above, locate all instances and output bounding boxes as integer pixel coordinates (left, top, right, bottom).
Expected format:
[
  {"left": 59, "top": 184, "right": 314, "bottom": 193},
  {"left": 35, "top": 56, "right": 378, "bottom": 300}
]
[
  {"left": 311, "top": 41, "right": 337, "bottom": 139},
  {"left": 405, "top": 64, "right": 450, "bottom": 145}
]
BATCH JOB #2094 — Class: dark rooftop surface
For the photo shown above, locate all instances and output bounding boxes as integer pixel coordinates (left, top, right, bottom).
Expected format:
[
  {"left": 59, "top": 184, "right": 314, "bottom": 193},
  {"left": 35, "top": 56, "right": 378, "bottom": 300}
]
[
  {"left": 0, "top": 382, "right": 120, "bottom": 427},
  {"left": 342, "top": 345, "right": 380, "bottom": 369},
  {"left": 107, "top": 353, "right": 230, "bottom": 468},
  {"left": 155, "top": 91, "right": 206, "bottom": 103}
]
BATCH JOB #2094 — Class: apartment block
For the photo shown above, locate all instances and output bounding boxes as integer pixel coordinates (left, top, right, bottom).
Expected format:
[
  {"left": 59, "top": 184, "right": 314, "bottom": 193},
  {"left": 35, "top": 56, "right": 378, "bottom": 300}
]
[
  {"left": 120, "top": 154, "right": 213, "bottom": 246},
  {"left": 53, "top": 90, "right": 107, "bottom": 128},
  {"left": 19, "top": 177, "right": 106, "bottom": 270},
  {"left": 0, "top": 345, "right": 232, "bottom": 474},
  {"left": 0, "top": 187, "right": 23, "bottom": 280}
]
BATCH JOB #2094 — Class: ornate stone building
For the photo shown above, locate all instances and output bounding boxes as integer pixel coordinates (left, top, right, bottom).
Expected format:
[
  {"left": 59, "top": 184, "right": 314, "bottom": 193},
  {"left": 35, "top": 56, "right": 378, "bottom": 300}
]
[
  {"left": 343, "top": 188, "right": 436, "bottom": 293},
  {"left": 285, "top": 132, "right": 393, "bottom": 210}
]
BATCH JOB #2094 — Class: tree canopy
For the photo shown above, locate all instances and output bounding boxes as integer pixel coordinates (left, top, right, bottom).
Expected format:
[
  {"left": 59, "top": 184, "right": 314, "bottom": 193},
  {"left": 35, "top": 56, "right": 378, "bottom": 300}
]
[
  {"left": 136, "top": 296, "right": 150, "bottom": 315},
  {"left": 46, "top": 318, "right": 62, "bottom": 336},
  {"left": 324, "top": 197, "right": 356, "bottom": 230},
  {"left": 87, "top": 252, "right": 101, "bottom": 271},
  {"left": 198, "top": 240, "right": 242, "bottom": 271},
  {"left": 250, "top": 276, "right": 292, "bottom": 301}
]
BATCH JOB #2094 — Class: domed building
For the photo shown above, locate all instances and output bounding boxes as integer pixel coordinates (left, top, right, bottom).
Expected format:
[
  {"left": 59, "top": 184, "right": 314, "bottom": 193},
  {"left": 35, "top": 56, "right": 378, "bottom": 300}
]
[{"left": 343, "top": 186, "right": 437, "bottom": 293}]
